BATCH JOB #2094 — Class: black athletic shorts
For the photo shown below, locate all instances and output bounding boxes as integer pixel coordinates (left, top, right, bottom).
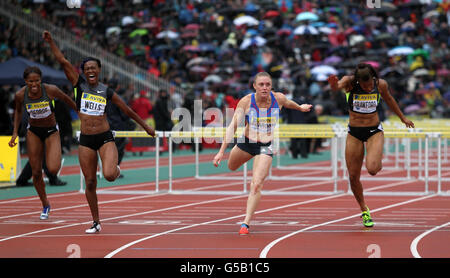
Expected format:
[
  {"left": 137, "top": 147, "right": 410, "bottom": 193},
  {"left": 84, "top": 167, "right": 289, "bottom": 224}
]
[
  {"left": 347, "top": 123, "right": 383, "bottom": 142},
  {"left": 236, "top": 136, "right": 273, "bottom": 157},
  {"left": 79, "top": 130, "right": 115, "bottom": 151},
  {"left": 28, "top": 125, "right": 58, "bottom": 142}
]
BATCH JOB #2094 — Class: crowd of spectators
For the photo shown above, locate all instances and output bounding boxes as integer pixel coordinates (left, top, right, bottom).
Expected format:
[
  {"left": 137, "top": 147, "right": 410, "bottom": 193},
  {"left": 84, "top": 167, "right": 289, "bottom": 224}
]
[{"left": 1, "top": 0, "right": 449, "bottom": 139}]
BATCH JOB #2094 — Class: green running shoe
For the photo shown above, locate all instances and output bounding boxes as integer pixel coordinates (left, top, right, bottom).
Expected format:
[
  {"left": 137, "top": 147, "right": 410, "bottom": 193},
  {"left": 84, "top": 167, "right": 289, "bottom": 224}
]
[{"left": 361, "top": 208, "right": 374, "bottom": 227}]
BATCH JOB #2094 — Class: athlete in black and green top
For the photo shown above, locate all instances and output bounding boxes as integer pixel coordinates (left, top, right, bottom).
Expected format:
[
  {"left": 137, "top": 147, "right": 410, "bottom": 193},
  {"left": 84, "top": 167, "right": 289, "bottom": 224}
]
[
  {"left": 328, "top": 63, "right": 415, "bottom": 227},
  {"left": 9, "top": 66, "right": 77, "bottom": 220},
  {"left": 43, "top": 30, "right": 155, "bottom": 234}
]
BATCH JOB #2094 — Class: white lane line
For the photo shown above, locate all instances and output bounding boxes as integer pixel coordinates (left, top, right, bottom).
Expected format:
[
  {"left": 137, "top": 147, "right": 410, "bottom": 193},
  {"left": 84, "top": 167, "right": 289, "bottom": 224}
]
[
  {"left": 259, "top": 194, "right": 436, "bottom": 258},
  {"left": 410, "top": 221, "right": 450, "bottom": 258},
  {"left": 104, "top": 179, "right": 417, "bottom": 258}
]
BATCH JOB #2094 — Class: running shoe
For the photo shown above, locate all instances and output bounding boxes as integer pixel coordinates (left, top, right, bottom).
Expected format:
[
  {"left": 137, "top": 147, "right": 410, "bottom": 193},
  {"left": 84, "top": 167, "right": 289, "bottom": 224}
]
[
  {"left": 40, "top": 205, "right": 50, "bottom": 220},
  {"left": 361, "top": 207, "right": 374, "bottom": 227},
  {"left": 85, "top": 221, "right": 101, "bottom": 234},
  {"left": 239, "top": 223, "right": 249, "bottom": 235}
]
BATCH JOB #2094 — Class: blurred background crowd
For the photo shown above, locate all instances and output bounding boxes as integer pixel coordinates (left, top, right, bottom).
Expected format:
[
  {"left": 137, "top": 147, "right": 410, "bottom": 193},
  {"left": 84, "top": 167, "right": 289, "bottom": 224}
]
[{"left": 0, "top": 0, "right": 449, "bottom": 147}]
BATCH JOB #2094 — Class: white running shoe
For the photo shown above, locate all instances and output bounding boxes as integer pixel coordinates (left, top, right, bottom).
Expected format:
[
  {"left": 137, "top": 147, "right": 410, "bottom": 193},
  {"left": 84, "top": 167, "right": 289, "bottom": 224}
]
[
  {"left": 40, "top": 206, "right": 50, "bottom": 220},
  {"left": 85, "top": 221, "right": 101, "bottom": 234}
]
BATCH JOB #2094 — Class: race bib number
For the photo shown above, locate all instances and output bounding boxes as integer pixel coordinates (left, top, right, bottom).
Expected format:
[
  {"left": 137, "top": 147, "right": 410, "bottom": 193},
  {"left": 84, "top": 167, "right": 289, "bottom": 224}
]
[
  {"left": 80, "top": 93, "right": 106, "bottom": 116},
  {"left": 26, "top": 101, "right": 52, "bottom": 119},
  {"left": 352, "top": 94, "right": 378, "bottom": 113}
]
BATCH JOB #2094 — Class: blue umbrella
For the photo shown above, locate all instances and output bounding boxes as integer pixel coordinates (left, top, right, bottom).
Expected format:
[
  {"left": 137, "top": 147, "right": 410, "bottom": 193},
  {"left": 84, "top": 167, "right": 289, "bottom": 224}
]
[
  {"left": 295, "top": 12, "right": 319, "bottom": 22},
  {"left": 0, "top": 56, "right": 70, "bottom": 86}
]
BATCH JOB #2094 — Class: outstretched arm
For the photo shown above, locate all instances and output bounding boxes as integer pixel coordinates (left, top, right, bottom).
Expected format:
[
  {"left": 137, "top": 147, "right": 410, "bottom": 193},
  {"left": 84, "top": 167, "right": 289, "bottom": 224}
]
[
  {"left": 276, "top": 92, "right": 312, "bottom": 112},
  {"left": 379, "top": 80, "right": 414, "bottom": 128},
  {"left": 43, "top": 31, "right": 79, "bottom": 86},
  {"left": 213, "top": 97, "right": 247, "bottom": 167},
  {"left": 111, "top": 93, "right": 155, "bottom": 137},
  {"left": 328, "top": 75, "right": 352, "bottom": 92},
  {"left": 46, "top": 84, "right": 77, "bottom": 112}
]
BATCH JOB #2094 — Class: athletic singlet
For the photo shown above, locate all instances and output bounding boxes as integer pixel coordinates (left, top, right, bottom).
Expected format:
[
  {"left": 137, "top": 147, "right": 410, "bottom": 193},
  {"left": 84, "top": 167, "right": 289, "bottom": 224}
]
[
  {"left": 245, "top": 92, "right": 280, "bottom": 134},
  {"left": 346, "top": 79, "right": 381, "bottom": 114},
  {"left": 24, "top": 85, "right": 54, "bottom": 120},
  {"left": 74, "top": 75, "right": 113, "bottom": 116}
]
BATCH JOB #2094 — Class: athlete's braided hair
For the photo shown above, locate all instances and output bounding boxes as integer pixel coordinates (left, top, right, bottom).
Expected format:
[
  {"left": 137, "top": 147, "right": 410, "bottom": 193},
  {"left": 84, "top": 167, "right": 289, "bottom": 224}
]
[{"left": 352, "top": 63, "right": 379, "bottom": 89}]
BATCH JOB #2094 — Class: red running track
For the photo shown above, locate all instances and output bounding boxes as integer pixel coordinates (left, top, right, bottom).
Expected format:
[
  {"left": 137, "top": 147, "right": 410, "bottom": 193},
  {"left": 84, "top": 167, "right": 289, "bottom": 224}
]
[{"left": 1, "top": 161, "right": 449, "bottom": 258}]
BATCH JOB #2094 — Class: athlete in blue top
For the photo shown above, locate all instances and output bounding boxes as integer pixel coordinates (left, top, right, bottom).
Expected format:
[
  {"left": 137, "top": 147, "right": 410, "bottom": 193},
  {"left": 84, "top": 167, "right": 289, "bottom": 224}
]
[
  {"left": 328, "top": 63, "right": 414, "bottom": 227},
  {"left": 213, "top": 72, "right": 312, "bottom": 235}
]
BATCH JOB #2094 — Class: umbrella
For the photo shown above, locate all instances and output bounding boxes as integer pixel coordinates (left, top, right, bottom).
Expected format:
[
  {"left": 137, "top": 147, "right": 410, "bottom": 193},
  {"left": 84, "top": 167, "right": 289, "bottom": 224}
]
[
  {"left": 388, "top": 46, "right": 414, "bottom": 56},
  {"left": 182, "top": 45, "right": 200, "bottom": 52},
  {"left": 295, "top": 12, "right": 319, "bottom": 22},
  {"left": 186, "top": 57, "right": 215, "bottom": 68},
  {"left": 189, "top": 66, "right": 208, "bottom": 73},
  {"left": 323, "top": 55, "right": 342, "bottom": 65},
  {"left": 423, "top": 10, "right": 440, "bottom": 18},
  {"left": 409, "top": 49, "right": 429, "bottom": 59},
  {"left": 293, "top": 25, "right": 319, "bottom": 35},
  {"left": 121, "top": 16, "right": 135, "bottom": 26},
  {"left": 276, "top": 28, "right": 292, "bottom": 36},
  {"left": 204, "top": 74, "right": 223, "bottom": 83},
  {"left": 264, "top": 10, "right": 280, "bottom": 18},
  {"left": 413, "top": 68, "right": 429, "bottom": 77},
  {"left": 184, "top": 24, "right": 201, "bottom": 30},
  {"left": 129, "top": 28, "right": 148, "bottom": 38},
  {"left": 437, "top": 68, "right": 450, "bottom": 76},
  {"left": 106, "top": 26, "right": 121, "bottom": 37},
  {"left": 0, "top": 56, "right": 70, "bottom": 86},
  {"left": 380, "top": 67, "right": 404, "bottom": 77},
  {"left": 364, "top": 61, "right": 380, "bottom": 69},
  {"left": 156, "top": 30, "right": 179, "bottom": 39},
  {"left": 311, "top": 65, "right": 338, "bottom": 76},
  {"left": 240, "top": 36, "right": 267, "bottom": 50},
  {"left": 233, "top": 15, "right": 259, "bottom": 26},
  {"left": 349, "top": 34, "right": 365, "bottom": 46},
  {"left": 365, "top": 16, "right": 383, "bottom": 25}
]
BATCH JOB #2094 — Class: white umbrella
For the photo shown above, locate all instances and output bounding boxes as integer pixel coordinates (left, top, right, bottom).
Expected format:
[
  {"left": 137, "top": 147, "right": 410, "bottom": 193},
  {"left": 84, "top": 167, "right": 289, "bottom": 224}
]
[
  {"left": 156, "top": 30, "right": 179, "bottom": 39},
  {"left": 233, "top": 15, "right": 259, "bottom": 26},
  {"left": 121, "top": 16, "right": 135, "bottom": 26},
  {"left": 293, "top": 25, "right": 319, "bottom": 35},
  {"left": 204, "top": 74, "right": 223, "bottom": 83},
  {"left": 413, "top": 68, "right": 429, "bottom": 77},
  {"left": 106, "top": 26, "right": 121, "bottom": 37},
  {"left": 311, "top": 65, "right": 338, "bottom": 76},
  {"left": 349, "top": 34, "right": 365, "bottom": 46},
  {"left": 388, "top": 46, "right": 414, "bottom": 56},
  {"left": 240, "top": 36, "right": 267, "bottom": 50}
]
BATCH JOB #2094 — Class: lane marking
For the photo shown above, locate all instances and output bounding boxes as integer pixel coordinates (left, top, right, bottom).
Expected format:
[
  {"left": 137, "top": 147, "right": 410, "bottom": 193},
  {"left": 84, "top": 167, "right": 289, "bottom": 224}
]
[
  {"left": 259, "top": 194, "right": 436, "bottom": 258},
  {"left": 410, "top": 221, "right": 450, "bottom": 258}
]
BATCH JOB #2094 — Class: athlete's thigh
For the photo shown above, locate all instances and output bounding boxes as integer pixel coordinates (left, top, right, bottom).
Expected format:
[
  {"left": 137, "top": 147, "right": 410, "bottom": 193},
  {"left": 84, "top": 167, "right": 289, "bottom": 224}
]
[
  {"left": 365, "top": 132, "right": 384, "bottom": 168},
  {"left": 44, "top": 131, "right": 62, "bottom": 170},
  {"left": 98, "top": 141, "right": 118, "bottom": 172},
  {"left": 345, "top": 134, "right": 365, "bottom": 174},
  {"left": 26, "top": 130, "right": 44, "bottom": 172},
  {"left": 78, "top": 145, "right": 98, "bottom": 180},
  {"left": 227, "top": 145, "right": 254, "bottom": 170},
  {"left": 252, "top": 154, "right": 272, "bottom": 184}
]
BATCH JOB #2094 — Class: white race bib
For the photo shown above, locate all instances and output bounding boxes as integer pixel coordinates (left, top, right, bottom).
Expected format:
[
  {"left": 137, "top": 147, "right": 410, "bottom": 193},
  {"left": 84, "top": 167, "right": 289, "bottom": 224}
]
[
  {"left": 26, "top": 101, "right": 52, "bottom": 119},
  {"left": 80, "top": 93, "right": 107, "bottom": 116}
]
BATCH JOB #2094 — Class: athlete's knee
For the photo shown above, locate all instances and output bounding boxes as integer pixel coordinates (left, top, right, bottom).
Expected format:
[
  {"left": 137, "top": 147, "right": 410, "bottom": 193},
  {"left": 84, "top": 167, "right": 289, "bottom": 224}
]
[
  {"left": 366, "top": 162, "right": 382, "bottom": 176},
  {"left": 103, "top": 166, "right": 119, "bottom": 182},
  {"left": 250, "top": 180, "right": 263, "bottom": 194},
  {"left": 227, "top": 161, "right": 239, "bottom": 171},
  {"left": 84, "top": 178, "right": 97, "bottom": 191},
  {"left": 46, "top": 164, "right": 60, "bottom": 176},
  {"left": 348, "top": 172, "right": 360, "bottom": 185}
]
